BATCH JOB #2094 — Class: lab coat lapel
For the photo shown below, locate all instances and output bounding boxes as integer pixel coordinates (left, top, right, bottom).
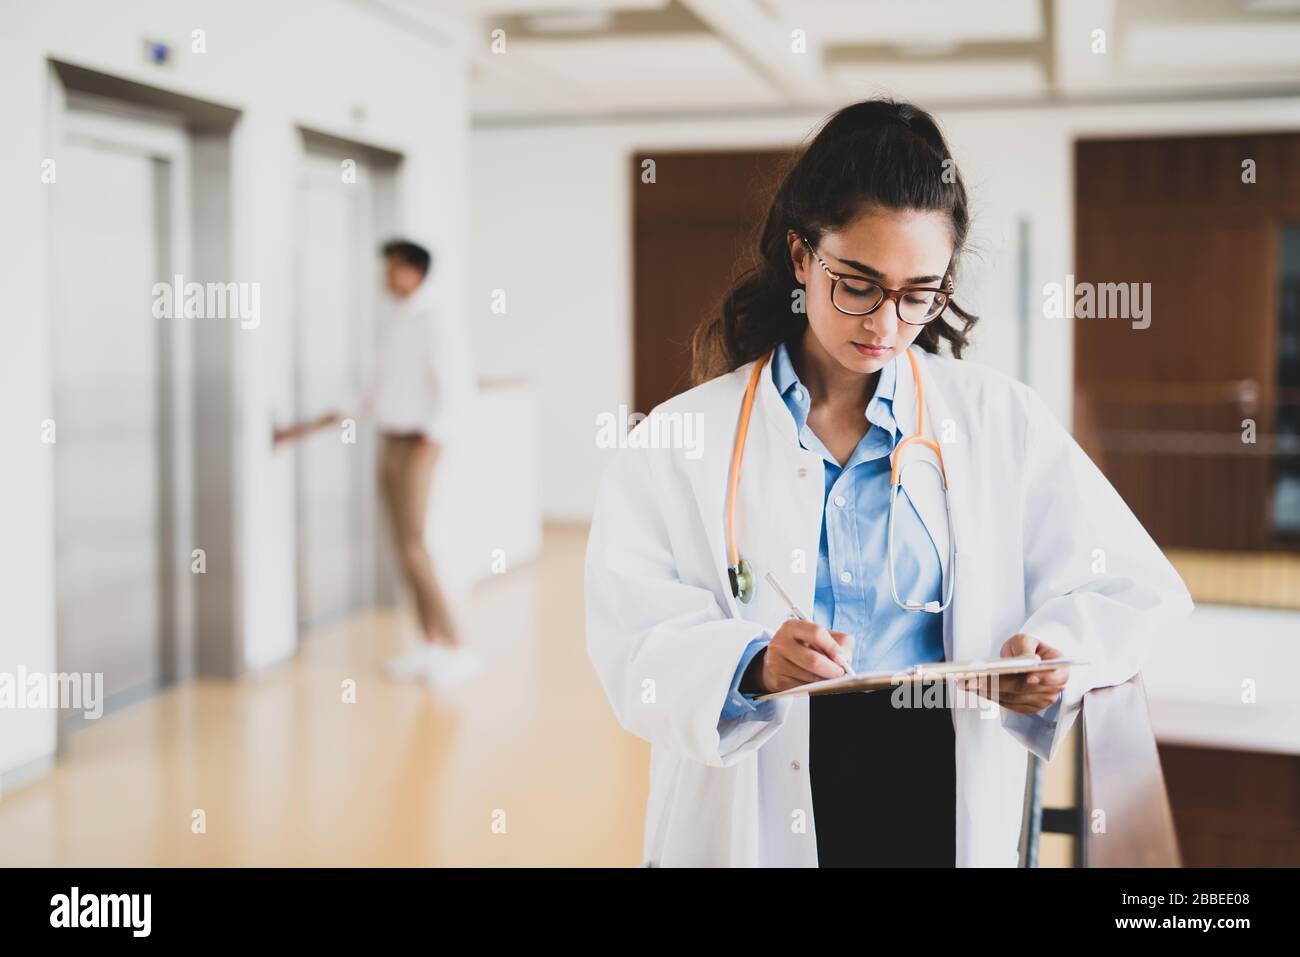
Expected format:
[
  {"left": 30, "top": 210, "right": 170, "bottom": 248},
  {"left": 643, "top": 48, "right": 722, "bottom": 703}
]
[
  {"left": 683, "top": 358, "right": 821, "bottom": 621},
  {"left": 891, "top": 348, "right": 990, "bottom": 665},
  {"left": 754, "top": 352, "right": 825, "bottom": 615},
  {"left": 890, "top": 350, "right": 952, "bottom": 599},
  {"left": 681, "top": 370, "right": 749, "bottom": 618}
]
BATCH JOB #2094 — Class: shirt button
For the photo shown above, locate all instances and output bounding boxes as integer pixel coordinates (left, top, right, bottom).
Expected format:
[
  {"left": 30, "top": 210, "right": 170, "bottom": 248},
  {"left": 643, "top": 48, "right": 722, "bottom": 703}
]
[
  {"left": 793, "top": 388, "right": 804, "bottom": 402},
  {"left": 839, "top": 571, "right": 853, "bottom": 584},
  {"left": 790, "top": 760, "right": 801, "bottom": 771},
  {"left": 797, "top": 467, "right": 807, "bottom": 478},
  {"left": 833, "top": 494, "right": 846, "bottom": 508}
]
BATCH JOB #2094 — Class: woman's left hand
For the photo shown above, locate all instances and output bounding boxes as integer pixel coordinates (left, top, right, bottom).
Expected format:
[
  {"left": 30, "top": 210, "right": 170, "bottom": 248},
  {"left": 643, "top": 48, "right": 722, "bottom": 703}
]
[{"left": 960, "top": 633, "right": 1069, "bottom": 715}]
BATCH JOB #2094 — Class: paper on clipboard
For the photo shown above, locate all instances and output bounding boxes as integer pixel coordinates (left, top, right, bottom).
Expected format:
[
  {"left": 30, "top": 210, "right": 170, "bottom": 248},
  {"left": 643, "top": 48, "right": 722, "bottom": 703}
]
[{"left": 753, "top": 655, "right": 1087, "bottom": 701}]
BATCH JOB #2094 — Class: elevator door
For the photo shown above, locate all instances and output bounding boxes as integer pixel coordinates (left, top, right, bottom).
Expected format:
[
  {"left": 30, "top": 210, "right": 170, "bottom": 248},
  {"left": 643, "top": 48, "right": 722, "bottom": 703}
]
[
  {"left": 294, "top": 149, "right": 379, "bottom": 630},
  {"left": 51, "top": 104, "right": 189, "bottom": 716}
]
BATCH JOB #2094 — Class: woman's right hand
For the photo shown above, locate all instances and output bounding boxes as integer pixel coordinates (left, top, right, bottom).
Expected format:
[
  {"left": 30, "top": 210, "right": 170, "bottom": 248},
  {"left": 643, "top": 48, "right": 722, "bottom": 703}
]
[{"left": 755, "top": 620, "right": 854, "bottom": 694}]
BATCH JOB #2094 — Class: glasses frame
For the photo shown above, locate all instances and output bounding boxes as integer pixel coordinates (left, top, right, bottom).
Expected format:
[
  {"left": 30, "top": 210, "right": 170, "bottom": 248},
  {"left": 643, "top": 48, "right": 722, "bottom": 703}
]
[{"left": 799, "top": 234, "right": 954, "bottom": 325}]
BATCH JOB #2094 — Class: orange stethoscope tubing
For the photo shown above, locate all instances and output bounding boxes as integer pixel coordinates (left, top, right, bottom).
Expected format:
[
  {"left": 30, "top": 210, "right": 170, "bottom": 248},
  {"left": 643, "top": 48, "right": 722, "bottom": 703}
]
[
  {"left": 724, "top": 353, "right": 771, "bottom": 603},
  {"left": 725, "top": 347, "right": 956, "bottom": 613}
]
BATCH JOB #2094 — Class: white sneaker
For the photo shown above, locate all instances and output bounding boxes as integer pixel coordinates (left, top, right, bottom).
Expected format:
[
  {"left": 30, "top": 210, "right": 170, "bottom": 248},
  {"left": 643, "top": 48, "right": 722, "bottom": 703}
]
[
  {"left": 384, "top": 643, "right": 441, "bottom": 681},
  {"left": 423, "top": 647, "right": 482, "bottom": 693}
]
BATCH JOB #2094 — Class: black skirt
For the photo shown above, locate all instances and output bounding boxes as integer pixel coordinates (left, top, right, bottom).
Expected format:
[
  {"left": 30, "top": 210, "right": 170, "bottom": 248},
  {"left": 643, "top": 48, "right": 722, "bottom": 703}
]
[{"left": 808, "top": 682, "right": 957, "bottom": 867}]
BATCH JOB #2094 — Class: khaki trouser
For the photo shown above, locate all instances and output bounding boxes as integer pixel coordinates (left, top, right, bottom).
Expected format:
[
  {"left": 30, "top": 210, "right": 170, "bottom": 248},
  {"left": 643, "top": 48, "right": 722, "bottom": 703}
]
[{"left": 377, "top": 433, "right": 459, "bottom": 645}]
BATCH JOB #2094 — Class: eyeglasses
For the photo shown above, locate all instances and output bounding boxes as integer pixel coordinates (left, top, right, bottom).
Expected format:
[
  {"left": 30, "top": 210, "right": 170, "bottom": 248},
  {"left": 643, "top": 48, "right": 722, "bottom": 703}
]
[{"left": 800, "top": 235, "right": 953, "bottom": 325}]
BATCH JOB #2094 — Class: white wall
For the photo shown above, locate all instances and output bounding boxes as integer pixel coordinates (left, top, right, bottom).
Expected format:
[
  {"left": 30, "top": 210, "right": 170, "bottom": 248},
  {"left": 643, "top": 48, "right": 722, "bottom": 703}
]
[
  {"left": 0, "top": 0, "right": 469, "bottom": 774},
  {"left": 470, "top": 93, "right": 1300, "bottom": 522},
  {"left": 467, "top": 128, "right": 633, "bottom": 522},
  {"left": 1145, "top": 604, "right": 1300, "bottom": 756}
]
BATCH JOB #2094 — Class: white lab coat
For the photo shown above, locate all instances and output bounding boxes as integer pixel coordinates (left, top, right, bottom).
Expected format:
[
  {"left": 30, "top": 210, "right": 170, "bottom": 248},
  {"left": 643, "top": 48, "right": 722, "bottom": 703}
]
[{"left": 584, "top": 345, "right": 1193, "bottom": 867}]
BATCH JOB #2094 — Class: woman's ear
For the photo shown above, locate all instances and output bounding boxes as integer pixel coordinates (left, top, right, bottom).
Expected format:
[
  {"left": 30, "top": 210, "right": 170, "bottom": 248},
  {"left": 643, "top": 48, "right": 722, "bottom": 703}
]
[{"left": 787, "top": 230, "right": 807, "bottom": 285}]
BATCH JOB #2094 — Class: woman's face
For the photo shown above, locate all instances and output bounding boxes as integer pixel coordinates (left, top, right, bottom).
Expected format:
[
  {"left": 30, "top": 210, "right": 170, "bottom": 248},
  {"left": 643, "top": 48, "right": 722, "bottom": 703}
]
[{"left": 789, "top": 206, "right": 954, "bottom": 375}]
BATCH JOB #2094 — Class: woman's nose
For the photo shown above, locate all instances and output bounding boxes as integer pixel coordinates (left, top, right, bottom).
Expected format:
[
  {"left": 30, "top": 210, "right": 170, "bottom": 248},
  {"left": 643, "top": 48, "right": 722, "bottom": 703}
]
[{"left": 865, "top": 299, "right": 902, "bottom": 335}]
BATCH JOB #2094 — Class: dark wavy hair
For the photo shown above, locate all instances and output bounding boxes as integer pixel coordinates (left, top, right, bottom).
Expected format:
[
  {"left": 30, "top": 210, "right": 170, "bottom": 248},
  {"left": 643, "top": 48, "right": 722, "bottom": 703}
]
[{"left": 690, "top": 98, "right": 979, "bottom": 384}]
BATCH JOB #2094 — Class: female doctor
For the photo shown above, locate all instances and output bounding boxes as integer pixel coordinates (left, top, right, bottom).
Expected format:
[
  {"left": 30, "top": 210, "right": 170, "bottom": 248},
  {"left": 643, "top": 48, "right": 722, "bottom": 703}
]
[{"left": 584, "top": 98, "right": 1194, "bottom": 868}]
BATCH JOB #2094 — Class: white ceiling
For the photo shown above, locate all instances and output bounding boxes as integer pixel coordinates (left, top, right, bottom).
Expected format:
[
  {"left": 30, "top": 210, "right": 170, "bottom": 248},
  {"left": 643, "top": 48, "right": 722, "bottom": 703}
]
[{"left": 366, "top": 0, "right": 1300, "bottom": 122}]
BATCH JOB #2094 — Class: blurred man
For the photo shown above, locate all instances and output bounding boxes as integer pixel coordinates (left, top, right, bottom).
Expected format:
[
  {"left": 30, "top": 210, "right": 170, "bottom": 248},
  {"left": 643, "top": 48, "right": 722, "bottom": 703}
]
[{"left": 276, "top": 239, "right": 479, "bottom": 690}]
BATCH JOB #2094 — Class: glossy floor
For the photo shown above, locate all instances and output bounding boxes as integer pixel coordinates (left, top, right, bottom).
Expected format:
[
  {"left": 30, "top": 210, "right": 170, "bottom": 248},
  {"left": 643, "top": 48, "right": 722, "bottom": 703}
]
[{"left": 0, "top": 524, "right": 648, "bottom": 866}]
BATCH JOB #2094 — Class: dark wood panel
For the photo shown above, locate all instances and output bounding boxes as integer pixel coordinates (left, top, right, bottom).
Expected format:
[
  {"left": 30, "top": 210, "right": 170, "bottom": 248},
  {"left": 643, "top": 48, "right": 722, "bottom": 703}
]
[
  {"left": 1159, "top": 744, "right": 1300, "bottom": 867},
  {"left": 632, "top": 149, "right": 793, "bottom": 414},
  {"left": 1074, "top": 133, "right": 1300, "bottom": 552},
  {"left": 1076, "top": 133, "right": 1300, "bottom": 210}
]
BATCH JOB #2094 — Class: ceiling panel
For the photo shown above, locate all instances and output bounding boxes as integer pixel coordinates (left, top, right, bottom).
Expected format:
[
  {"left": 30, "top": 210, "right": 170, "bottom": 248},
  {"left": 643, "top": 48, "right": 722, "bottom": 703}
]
[
  {"left": 829, "top": 58, "right": 1046, "bottom": 102},
  {"left": 441, "top": 0, "right": 670, "bottom": 15},
  {"left": 495, "top": 35, "right": 785, "bottom": 114},
  {"left": 768, "top": 0, "right": 1043, "bottom": 46},
  {"left": 1123, "top": 20, "right": 1300, "bottom": 72}
]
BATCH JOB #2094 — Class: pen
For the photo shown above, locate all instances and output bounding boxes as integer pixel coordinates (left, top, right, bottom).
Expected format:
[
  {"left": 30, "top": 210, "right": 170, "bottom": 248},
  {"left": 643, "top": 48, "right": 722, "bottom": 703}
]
[{"left": 764, "top": 572, "right": 856, "bottom": 678}]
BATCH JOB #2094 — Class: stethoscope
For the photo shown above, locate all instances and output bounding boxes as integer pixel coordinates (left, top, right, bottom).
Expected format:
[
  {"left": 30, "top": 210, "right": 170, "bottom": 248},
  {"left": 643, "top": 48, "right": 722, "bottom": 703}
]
[{"left": 725, "top": 346, "right": 955, "bottom": 613}]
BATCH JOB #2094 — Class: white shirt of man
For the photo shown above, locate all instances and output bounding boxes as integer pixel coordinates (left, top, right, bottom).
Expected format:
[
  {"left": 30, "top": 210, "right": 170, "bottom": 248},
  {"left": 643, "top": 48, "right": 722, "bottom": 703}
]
[{"left": 353, "top": 279, "right": 476, "bottom": 442}]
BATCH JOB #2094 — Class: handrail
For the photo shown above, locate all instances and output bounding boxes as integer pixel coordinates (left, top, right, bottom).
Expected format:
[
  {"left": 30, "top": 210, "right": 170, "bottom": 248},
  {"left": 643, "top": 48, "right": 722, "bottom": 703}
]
[
  {"left": 1020, "top": 672, "right": 1181, "bottom": 867},
  {"left": 1081, "top": 673, "right": 1181, "bottom": 867}
]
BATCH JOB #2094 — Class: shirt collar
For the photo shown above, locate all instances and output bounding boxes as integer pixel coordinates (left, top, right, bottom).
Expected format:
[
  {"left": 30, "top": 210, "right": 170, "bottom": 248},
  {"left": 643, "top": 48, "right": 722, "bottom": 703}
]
[{"left": 771, "top": 340, "right": 899, "bottom": 442}]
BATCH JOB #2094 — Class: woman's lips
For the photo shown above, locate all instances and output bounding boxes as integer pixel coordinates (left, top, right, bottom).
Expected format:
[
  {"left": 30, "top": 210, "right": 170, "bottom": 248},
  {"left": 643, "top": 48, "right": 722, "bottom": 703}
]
[{"left": 852, "top": 342, "right": 891, "bottom": 357}]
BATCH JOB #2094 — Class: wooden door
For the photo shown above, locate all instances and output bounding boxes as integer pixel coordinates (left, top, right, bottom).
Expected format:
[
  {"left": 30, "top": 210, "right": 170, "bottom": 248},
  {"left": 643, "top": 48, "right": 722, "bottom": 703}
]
[
  {"left": 632, "top": 149, "right": 793, "bottom": 413},
  {"left": 1075, "top": 133, "right": 1300, "bottom": 552}
]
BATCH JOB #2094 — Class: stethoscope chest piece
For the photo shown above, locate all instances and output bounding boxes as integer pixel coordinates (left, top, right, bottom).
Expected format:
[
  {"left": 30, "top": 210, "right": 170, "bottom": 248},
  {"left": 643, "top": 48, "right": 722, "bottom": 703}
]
[{"left": 730, "top": 559, "right": 756, "bottom": 603}]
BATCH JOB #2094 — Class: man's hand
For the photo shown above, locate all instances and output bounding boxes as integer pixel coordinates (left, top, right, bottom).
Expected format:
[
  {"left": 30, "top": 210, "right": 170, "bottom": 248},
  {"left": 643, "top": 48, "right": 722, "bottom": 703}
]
[
  {"left": 960, "top": 633, "right": 1069, "bottom": 715},
  {"left": 272, "top": 412, "right": 342, "bottom": 448}
]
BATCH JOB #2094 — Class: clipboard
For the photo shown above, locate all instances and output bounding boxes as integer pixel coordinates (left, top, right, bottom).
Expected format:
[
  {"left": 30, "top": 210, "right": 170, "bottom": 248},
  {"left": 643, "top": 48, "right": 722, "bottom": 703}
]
[{"left": 753, "top": 655, "right": 1087, "bottom": 701}]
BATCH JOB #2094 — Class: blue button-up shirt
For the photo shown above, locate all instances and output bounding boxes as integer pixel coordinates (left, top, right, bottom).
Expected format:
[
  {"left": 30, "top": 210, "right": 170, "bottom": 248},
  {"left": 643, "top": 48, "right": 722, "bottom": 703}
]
[{"left": 721, "top": 340, "right": 945, "bottom": 718}]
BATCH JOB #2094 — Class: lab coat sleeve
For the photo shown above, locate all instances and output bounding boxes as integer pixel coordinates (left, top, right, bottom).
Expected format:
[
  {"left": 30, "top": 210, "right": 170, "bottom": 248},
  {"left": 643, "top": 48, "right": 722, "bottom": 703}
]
[
  {"left": 1001, "top": 385, "right": 1194, "bottom": 762},
  {"left": 585, "top": 446, "right": 794, "bottom": 768}
]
